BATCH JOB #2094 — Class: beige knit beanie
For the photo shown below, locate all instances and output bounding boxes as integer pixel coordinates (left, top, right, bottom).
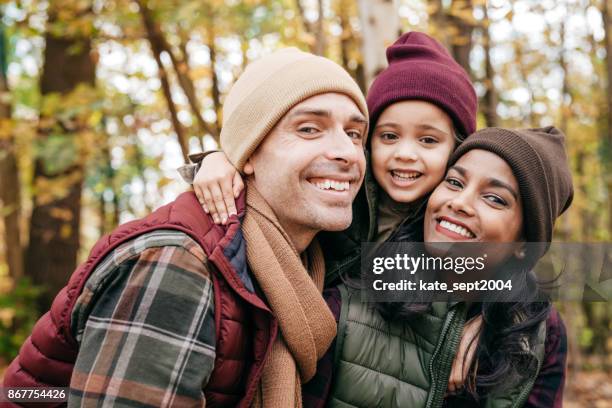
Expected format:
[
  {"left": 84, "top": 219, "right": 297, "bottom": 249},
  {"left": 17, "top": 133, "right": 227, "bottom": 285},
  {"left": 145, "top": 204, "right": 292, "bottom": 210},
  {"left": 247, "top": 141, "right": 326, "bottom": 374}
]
[{"left": 220, "top": 47, "right": 368, "bottom": 171}]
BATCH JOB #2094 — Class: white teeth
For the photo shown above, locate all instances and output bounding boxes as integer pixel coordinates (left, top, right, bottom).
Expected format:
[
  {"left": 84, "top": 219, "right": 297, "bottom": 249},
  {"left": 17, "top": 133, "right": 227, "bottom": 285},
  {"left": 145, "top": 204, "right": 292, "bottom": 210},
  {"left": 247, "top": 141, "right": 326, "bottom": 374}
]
[
  {"left": 313, "top": 179, "right": 350, "bottom": 192},
  {"left": 392, "top": 170, "right": 421, "bottom": 180},
  {"left": 439, "top": 220, "right": 474, "bottom": 238}
]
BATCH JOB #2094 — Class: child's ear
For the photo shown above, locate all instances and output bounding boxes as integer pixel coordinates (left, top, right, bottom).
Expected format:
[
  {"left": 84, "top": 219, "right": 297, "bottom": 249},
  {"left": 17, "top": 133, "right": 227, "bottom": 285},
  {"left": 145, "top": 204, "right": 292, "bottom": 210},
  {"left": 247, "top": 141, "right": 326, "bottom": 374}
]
[
  {"left": 244, "top": 161, "right": 254, "bottom": 175},
  {"left": 514, "top": 241, "right": 527, "bottom": 260}
]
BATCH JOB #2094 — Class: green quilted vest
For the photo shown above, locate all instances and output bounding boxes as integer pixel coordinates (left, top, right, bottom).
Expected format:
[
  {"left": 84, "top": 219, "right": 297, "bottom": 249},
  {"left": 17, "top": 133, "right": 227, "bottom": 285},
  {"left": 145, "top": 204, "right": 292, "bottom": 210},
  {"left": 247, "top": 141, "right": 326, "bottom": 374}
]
[{"left": 328, "top": 285, "right": 546, "bottom": 408}]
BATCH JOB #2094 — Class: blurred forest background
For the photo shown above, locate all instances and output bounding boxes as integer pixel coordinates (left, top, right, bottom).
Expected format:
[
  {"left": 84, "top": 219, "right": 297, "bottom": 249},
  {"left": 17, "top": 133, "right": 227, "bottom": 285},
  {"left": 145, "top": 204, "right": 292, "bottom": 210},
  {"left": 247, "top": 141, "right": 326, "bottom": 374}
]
[{"left": 0, "top": 0, "right": 610, "bottom": 405}]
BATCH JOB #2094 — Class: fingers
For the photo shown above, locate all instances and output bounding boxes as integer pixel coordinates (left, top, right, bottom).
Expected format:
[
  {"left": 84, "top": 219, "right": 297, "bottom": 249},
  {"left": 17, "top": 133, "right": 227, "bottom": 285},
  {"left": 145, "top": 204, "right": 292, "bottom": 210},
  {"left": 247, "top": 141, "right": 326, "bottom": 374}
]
[
  {"left": 220, "top": 176, "right": 237, "bottom": 220},
  {"left": 209, "top": 183, "right": 229, "bottom": 225},
  {"left": 193, "top": 184, "right": 209, "bottom": 213},
  {"left": 201, "top": 186, "right": 219, "bottom": 223},
  {"left": 233, "top": 171, "right": 245, "bottom": 199}
]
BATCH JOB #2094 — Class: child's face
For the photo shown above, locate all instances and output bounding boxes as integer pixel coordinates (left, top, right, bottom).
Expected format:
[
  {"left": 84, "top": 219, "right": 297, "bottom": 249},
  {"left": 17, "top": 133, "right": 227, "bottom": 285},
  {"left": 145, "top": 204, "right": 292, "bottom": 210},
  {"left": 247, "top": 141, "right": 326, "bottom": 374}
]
[{"left": 370, "top": 100, "right": 455, "bottom": 203}]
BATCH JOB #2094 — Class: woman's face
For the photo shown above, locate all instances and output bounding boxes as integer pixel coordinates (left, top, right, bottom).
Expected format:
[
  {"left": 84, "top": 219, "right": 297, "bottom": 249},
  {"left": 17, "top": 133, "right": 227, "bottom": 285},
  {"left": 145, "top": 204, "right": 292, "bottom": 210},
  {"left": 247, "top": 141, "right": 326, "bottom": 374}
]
[
  {"left": 424, "top": 149, "right": 524, "bottom": 245},
  {"left": 370, "top": 100, "right": 456, "bottom": 203}
]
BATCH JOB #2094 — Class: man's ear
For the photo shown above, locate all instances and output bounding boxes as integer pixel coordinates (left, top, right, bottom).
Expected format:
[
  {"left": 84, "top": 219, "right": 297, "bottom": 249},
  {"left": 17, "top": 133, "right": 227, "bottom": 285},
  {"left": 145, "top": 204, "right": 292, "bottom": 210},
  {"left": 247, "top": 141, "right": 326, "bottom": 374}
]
[{"left": 244, "top": 160, "right": 254, "bottom": 175}]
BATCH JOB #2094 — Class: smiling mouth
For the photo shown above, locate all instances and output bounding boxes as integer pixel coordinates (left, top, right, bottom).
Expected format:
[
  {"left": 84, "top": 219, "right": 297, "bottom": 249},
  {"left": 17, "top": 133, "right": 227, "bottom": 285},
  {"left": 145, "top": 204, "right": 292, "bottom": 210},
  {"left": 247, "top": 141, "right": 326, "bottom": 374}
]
[
  {"left": 391, "top": 170, "right": 422, "bottom": 182},
  {"left": 308, "top": 177, "right": 351, "bottom": 192},
  {"left": 436, "top": 218, "right": 476, "bottom": 239}
]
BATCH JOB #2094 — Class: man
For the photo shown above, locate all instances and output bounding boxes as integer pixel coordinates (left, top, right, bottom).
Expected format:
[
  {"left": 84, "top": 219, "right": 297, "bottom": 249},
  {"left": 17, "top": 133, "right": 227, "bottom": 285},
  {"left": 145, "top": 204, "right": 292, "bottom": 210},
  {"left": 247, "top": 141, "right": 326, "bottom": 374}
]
[{"left": 2, "top": 48, "right": 368, "bottom": 407}]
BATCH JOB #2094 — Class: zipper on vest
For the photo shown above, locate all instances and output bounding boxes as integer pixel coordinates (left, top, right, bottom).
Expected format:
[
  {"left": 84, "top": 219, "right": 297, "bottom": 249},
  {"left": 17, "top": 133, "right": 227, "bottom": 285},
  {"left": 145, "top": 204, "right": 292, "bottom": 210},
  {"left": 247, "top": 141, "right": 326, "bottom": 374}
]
[
  {"left": 425, "top": 304, "right": 467, "bottom": 408},
  {"left": 512, "top": 354, "right": 541, "bottom": 407}
]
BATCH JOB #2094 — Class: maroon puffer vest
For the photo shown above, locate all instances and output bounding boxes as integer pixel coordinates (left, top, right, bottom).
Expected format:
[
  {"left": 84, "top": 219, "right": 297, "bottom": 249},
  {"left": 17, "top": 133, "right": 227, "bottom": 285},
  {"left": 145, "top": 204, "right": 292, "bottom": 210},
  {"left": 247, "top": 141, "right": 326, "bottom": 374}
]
[{"left": 2, "top": 191, "right": 278, "bottom": 407}]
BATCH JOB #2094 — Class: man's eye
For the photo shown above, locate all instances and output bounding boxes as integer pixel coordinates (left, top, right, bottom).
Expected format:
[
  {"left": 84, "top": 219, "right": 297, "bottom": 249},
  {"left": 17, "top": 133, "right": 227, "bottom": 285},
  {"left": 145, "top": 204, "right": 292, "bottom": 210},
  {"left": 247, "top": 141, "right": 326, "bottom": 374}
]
[
  {"left": 420, "top": 136, "right": 438, "bottom": 144},
  {"left": 346, "top": 130, "right": 363, "bottom": 140},
  {"left": 445, "top": 177, "right": 463, "bottom": 189},
  {"left": 298, "top": 126, "right": 319, "bottom": 134}
]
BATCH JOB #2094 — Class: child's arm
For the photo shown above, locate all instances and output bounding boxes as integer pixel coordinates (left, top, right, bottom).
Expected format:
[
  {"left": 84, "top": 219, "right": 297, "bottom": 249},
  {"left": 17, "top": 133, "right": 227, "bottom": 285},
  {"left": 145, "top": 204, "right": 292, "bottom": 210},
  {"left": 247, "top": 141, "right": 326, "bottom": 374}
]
[{"left": 192, "top": 151, "right": 244, "bottom": 225}]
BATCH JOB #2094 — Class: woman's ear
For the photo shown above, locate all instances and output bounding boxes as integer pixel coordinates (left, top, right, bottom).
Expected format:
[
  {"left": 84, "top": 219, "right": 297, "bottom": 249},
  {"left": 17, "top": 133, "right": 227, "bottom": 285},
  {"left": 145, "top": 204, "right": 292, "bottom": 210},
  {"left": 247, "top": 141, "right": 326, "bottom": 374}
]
[
  {"left": 514, "top": 241, "right": 527, "bottom": 260},
  {"left": 244, "top": 161, "right": 254, "bottom": 175}
]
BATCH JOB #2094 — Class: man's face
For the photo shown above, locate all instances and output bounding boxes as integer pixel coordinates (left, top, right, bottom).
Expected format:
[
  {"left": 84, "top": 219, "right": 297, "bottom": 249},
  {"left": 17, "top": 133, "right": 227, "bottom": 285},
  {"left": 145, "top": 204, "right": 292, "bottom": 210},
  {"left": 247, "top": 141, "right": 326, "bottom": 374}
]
[{"left": 246, "top": 93, "right": 367, "bottom": 248}]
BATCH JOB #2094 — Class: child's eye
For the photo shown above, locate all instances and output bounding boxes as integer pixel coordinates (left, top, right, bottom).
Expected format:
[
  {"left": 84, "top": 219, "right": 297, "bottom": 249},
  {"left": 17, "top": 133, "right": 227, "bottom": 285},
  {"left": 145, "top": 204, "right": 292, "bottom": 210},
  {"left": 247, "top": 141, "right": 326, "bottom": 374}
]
[
  {"left": 379, "top": 132, "right": 399, "bottom": 141},
  {"left": 484, "top": 194, "right": 507, "bottom": 206},
  {"left": 420, "top": 136, "right": 438, "bottom": 144},
  {"left": 445, "top": 177, "right": 463, "bottom": 189}
]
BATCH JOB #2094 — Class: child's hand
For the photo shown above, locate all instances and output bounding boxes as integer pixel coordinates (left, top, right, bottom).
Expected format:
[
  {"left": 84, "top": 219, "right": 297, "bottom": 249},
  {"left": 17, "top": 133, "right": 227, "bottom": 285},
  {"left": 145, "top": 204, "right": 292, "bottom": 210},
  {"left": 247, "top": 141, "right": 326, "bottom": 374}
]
[
  {"left": 193, "top": 151, "right": 244, "bottom": 225},
  {"left": 447, "top": 315, "right": 482, "bottom": 395}
]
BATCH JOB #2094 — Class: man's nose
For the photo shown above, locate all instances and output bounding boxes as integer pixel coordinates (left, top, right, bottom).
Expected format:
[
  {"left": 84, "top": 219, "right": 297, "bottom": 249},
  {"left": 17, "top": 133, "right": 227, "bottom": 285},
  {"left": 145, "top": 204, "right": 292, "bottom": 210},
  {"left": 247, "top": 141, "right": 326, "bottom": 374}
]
[{"left": 325, "top": 127, "right": 363, "bottom": 165}]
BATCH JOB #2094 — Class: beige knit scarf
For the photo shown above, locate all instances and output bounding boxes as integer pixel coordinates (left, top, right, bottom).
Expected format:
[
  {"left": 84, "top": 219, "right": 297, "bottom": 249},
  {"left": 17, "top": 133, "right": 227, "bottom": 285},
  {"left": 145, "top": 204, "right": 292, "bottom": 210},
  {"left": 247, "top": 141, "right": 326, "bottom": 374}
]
[{"left": 242, "top": 181, "right": 337, "bottom": 407}]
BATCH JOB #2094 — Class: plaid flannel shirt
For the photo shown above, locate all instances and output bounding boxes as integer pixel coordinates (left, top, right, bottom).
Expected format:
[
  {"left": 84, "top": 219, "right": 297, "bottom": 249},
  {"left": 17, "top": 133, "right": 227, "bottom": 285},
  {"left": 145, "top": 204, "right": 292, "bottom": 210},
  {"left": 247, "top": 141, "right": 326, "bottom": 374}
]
[{"left": 69, "top": 230, "right": 216, "bottom": 407}]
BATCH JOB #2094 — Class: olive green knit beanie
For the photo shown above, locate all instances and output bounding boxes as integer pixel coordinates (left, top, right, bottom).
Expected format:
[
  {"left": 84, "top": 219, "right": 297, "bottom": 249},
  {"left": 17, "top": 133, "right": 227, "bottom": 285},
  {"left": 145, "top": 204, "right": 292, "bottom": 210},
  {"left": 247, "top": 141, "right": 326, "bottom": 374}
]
[{"left": 220, "top": 47, "right": 368, "bottom": 171}]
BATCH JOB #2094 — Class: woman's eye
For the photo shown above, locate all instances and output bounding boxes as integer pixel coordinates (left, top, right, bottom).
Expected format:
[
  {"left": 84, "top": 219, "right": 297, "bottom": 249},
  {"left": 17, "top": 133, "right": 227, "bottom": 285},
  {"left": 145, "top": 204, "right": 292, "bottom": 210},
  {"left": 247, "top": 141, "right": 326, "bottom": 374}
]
[
  {"left": 420, "top": 136, "right": 438, "bottom": 144},
  {"left": 445, "top": 177, "right": 463, "bottom": 189},
  {"left": 484, "top": 195, "right": 507, "bottom": 206}
]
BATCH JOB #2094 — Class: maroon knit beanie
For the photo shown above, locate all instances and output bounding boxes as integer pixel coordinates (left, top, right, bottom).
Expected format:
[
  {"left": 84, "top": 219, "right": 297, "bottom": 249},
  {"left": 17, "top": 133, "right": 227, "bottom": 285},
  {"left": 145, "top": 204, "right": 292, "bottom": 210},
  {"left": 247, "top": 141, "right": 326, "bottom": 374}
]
[
  {"left": 448, "top": 126, "right": 574, "bottom": 250},
  {"left": 367, "top": 31, "right": 477, "bottom": 138}
]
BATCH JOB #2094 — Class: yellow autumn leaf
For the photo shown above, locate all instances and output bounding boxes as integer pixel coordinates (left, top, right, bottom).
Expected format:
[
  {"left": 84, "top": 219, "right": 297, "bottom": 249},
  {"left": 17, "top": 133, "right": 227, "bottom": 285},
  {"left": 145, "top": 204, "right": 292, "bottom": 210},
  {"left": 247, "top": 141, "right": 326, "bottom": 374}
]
[
  {"left": 0, "top": 308, "right": 15, "bottom": 327},
  {"left": 0, "top": 118, "right": 14, "bottom": 140},
  {"left": 87, "top": 110, "right": 103, "bottom": 127},
  {"left": 60, "top": 223, "right": 73, "bottom": 239}
]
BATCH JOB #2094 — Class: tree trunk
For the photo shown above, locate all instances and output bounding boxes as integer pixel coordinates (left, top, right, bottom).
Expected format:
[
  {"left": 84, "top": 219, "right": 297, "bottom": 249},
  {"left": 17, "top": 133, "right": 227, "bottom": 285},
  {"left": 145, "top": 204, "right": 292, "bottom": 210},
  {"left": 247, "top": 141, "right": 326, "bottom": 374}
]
[
  {"left": 602, "top": 0, "right": 612, "bottom": 235},
  {"left": 338, "top": 0, "right": 351, "bottom": 70},
  {"left": 139, "top": 1, "right": 219, "bottom": 146},
  {"left": 100, "top": 133, "right": 120, "bottom": 233},
  {"left": 205, "top": 20, "right": 222, "bottom": 135},
  {"left": 357, "top": 0, "right": 400, "bottom": 86},
  {"left": 295, "top": 0, "right": 327, "bottom": 56},
  {"left": 429, "top": 0, "right": 474, "bottom": 77},
  {"left": 336, "top": 0, "right": 366, "bottom": 92},
  {"left": 448, "top": 0, "right": 474, "bottom": 76},
  {"left": 25, "top": 6, "right": 96, "bottom": 311},
  {"left": 139, "top": 2, "right": 189, "bottom": 162},
  {"left": 0, "top": 22, "right": 23, "bottom": 280},
  {"left": 513, "top": 39, "right": 537, "bottom": 125},
  {"left": 429, "top": 0, "right": 449, "bottom": 47},
  {"left": 481, "top": 3, "right": 498, "bottom": 127},
  {"left": 314, "top": 0, "right": 326, "bottom": 56},
  {"left": 557, "top": 16, "right": 574, "bottom": 241}
]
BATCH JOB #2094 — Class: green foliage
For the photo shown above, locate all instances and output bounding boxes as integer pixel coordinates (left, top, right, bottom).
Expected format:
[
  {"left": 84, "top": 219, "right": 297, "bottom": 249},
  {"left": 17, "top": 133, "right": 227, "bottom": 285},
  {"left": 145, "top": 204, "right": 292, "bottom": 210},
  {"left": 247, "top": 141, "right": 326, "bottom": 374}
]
[{"left": 0, "top": 277, "right": 44, "bottom": 360}]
